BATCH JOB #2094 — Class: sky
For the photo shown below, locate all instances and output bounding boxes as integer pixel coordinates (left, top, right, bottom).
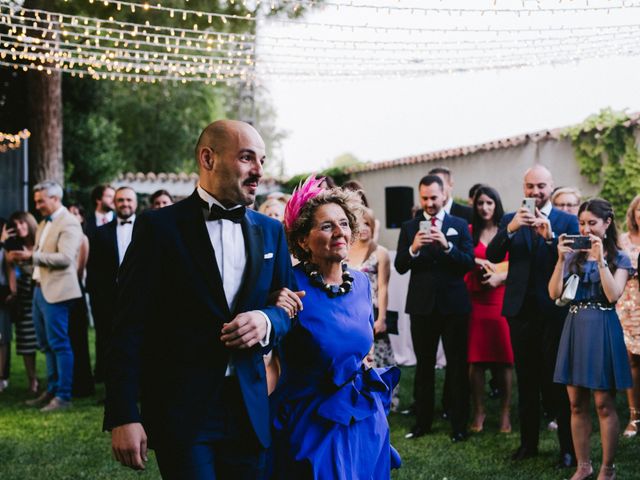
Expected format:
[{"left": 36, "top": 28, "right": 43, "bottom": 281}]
[{"left": 257, "top": 1, "right": 640, "bottom": 175}]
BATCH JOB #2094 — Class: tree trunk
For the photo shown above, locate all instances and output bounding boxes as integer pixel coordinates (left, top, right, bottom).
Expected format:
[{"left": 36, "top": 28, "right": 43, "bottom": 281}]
[{"left": 27, "top": 69, "right": 64, "bottom": 186}]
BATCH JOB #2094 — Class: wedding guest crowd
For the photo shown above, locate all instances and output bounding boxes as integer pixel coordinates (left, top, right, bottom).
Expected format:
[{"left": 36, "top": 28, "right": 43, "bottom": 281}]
[{"left": 3, "top": 122, "right": 640, "bottom": 480}]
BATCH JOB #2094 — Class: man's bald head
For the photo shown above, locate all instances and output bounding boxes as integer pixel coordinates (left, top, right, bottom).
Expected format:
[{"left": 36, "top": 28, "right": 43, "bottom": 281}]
[
  {"left": 195, "top": 119, "right": 266, "bottom": 207},
  {"left": 523, "top": 164, "right": 554, "bottom": 209}
]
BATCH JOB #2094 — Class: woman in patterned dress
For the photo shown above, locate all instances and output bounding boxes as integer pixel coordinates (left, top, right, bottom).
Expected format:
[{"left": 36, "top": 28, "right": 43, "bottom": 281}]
[
  {"left": 616, "top": 194, "right": 640, "bottom": 437},
  {"left": 5, "top": 211, "right": 39, "bottom": 393},
  {"left": 348, "top": 207, "right": 399, "bottom": 411}
]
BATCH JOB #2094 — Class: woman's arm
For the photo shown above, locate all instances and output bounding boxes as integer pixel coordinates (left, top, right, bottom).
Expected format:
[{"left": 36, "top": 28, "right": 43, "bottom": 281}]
[
  {"left": 599, "top": 265, "right": 628, "bottom": 303},
  {"left": 375, "top": 246, "right": 391, "bottom": 334},
  {"left": 549, "top": 234, "right": 572, "bottom": 300}
]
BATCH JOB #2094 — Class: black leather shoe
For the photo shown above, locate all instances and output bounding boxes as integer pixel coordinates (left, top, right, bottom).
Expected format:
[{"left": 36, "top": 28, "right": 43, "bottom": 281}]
[
  {"left": 404, "top": 425, "right": 430, "bottom": 439},
  {"left": 400, "top": 404, "right": 415, "bottom": 416},
  {"left": 440, "top": 410, "right": 449, "bottom": 420},
  {"left": 511, "top": 446, "right": 538, "bottom": 461},
  {"left": 450, "top": 432, "right": 468, "bottom": 443},
  {"left": 555, "top": 452, "right": 576, "bottom": 469}
]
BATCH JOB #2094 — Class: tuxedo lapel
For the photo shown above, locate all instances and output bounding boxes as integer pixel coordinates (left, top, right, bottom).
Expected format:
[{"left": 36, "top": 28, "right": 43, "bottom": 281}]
[
  {"left": 178, "top": 192, "right": 230, "bottom": 318},
  {"left": 234, "top": 213, "right": 264, "bottom": 315},
  {"left": 108, "top": 221, "right": 119, "bottom": 270}
]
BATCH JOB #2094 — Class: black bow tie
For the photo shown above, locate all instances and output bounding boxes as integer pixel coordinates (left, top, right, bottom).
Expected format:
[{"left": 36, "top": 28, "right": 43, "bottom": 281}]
[
  {"left": 119, "top": 220, "right": 132, "bottom": 225},
  {"left": 207, "top": 203, "right": 246, "bottom": 224}
]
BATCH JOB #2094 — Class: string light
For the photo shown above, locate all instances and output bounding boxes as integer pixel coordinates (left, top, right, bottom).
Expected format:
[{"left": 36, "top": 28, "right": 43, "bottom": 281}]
[{"left": 0, "top": 129, "right": 31, "bottom": 153}]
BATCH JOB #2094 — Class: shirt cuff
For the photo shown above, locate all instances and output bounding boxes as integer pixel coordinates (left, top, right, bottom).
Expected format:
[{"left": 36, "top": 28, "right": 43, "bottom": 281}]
[
  {"left": 444, "top": 242, "right": 453, "bottom": 254},
  {"left": 256, "top": 310, "right": 272, "bottom": 347},
  {"left": 409, "top": 247, "right": 420, "bottom": 258},
  {"left": 507, "top": 230, "right": 516, "bottom": 239}
]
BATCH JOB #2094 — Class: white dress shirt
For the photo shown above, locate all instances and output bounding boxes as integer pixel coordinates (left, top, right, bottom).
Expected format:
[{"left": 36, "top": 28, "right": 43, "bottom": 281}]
[
  {"left": 33, "top": 206, "right": 65, "bottom": 282},
  {"left": 197, "top": 186, "right": 271, "bottom": 374},
  {"left": 443, "top": 197, "right": 454, "bottom": 215},
  {"left": 95, "top": 210, "right": 114, "bottom": 226},
  {"left": 116, "top": 214, "right": 136, "bottom": 265}
]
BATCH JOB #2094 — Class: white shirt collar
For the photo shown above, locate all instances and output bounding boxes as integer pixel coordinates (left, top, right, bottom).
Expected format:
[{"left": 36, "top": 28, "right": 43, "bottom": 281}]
[
  {"left": 423, "top": 209, "right": 446, "bottom": 222},
  {"left": 197, "top": 185, "right": 243, "bottom": 211},
  {"left": 540, "top": 201, "right": 552, "bottom": 217},
  {"left": 49, "top": 206, "right": 66, "bottom": 221},
  {"left": 444, "top": 197, "right": 454, "bottom": 214}
]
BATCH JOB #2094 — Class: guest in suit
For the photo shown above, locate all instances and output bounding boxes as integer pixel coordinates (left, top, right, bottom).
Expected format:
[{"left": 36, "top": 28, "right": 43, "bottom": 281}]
[
  {"left": 16, "top": 181, "right": 83, "bottom": 412},
  {"left": 486, "top": 165, "right": 578, "bottom": 467},
  {"left": 149, "top": 189, "right": 174, "bottom": 210},
  {"left": 104, "top": 120, "right": 296, "bottom": 479},
  {"left": 87, "top": 187, "right": 137, "bottom": 384},
  {"left": 85, "top": 185, "right": 115, "bottom": 239},
  {"left": 395, "top": 174, "right": 475, "bottom": 442},
  {"left": 428, "top": 167, "right": 473, "bottom": 222}
]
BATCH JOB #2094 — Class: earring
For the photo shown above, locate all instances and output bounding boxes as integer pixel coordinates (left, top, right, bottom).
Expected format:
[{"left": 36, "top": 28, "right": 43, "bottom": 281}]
[{"left": 604, "top": 233, "right": 607, "bottom": 239}]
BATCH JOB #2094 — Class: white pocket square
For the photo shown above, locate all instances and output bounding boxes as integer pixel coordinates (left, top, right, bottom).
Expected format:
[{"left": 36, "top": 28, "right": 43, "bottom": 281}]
[
  {"left": 264, "top": 252, "right": 274, "bottom": 259},
  {"left": 446, "top": 228, "right": 458, "bottom": 236}
]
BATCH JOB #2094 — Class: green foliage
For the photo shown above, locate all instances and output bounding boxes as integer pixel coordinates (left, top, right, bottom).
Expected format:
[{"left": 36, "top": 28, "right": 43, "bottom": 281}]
[{"left": 564, "top": 108, "right": 640, "bottom": 218}]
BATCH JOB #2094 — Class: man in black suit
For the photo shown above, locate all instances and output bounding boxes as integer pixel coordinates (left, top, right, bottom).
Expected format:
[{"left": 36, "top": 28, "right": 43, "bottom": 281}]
[
  {"left": 486, "top": 165, "right": 578, "bottom": 468},
  {"left": 86, "top": 186, "right": 137, "bottom": 384},
  {"left": 104, "top": 120, "right": 297, "bottom": 479},
  {"left": 395, "top": 175, "right": 475, "bottom": 442},
  {"left": 428, "top": 166, "right": 473, "bottom": 222},
  {"left": 85, "top": 185, "right": 115, "bottom": 239}
]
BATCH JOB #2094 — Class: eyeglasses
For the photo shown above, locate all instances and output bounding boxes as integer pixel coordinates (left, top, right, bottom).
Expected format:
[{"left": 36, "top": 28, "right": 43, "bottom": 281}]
[{"left": 555, "top": 203, "right": 579, "bottom": 208}]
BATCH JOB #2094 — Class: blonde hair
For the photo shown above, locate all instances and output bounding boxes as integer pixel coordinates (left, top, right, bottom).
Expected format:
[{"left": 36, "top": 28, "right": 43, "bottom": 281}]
[
  {"left": 626, "top": 194, "right": 640, "bottom": 234},
  {"left": 551, "top": 187, "right": 582, "bottom": 205}
]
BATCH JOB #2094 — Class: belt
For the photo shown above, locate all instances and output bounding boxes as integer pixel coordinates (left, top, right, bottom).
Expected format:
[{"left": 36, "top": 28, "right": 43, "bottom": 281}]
[{"left": 569, "top": 301, "right": 615, "bottom": 314}]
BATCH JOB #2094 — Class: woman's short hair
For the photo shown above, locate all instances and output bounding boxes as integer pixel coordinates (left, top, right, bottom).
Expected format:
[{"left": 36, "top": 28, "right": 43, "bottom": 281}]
[
  {"left": 551, "top": 186, "right": 582, "bottom": 205},
  {"left": 258, "top": 198, "right": 285, "bottom": 216},
  {"left": 286, "top": 188, "right": 363, "bottom": 262},
  {"left": 149, "top": 189, "right": 174, "bottom": 205},
  {"left": 626, "top": 194, "right": 640, "bottom": 234}
]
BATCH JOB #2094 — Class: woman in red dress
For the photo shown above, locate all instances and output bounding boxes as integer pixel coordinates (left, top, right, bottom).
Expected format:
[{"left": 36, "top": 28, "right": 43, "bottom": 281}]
[{"left": 465, "top": 185, "right": 514, "bottom": 433}]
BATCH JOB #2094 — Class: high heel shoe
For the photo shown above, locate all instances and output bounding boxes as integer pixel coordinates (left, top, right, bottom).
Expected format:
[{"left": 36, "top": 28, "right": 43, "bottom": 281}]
[
  {"left": 623, "top": 408, "right": 640, "bottom": 438},
  {"left": 29, "top": 377, "right": 39, "bottom": 394},
  {"left": 570, "top": 461, "right": 593, "bottom": 480},
  {"left": 499, "top": 410, "right": 511, "bottom": 433},
  {"left": 598, "top": 464, "right": 616, "bottom": 480},
  {"left": 469, "top": 413, "right": 485, "bottom": 433}
]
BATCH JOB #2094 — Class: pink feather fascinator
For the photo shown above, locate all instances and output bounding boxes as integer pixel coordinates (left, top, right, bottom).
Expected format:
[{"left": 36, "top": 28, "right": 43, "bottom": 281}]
[{"left": 284, "top": 174, "right": 325, "bottom": 231}]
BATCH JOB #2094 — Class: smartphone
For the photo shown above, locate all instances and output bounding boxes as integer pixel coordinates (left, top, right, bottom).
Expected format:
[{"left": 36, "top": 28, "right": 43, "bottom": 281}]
[
  {"left": 521, "top": 198, "right": 536, "bottom": 216},
  {"left": 566, "top": 235, "right": 592, "bottom": 250},
  {"left": 419, "top": 220, "right": 430, "bottom": 232}
]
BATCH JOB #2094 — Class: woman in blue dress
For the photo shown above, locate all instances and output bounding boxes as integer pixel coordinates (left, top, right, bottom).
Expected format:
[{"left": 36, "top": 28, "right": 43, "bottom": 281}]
[
  {"left": 269, "top": 176, "right": 400, "bottom": 479},
  {"left": 549, "top": 198, "right": 633, "bottom": 480}
]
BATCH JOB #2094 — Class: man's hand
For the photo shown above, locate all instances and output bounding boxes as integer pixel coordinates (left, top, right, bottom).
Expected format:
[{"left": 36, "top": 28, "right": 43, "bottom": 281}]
[
  {"left": 111, "top": 423, "right": 148, "bottom": 470},
  {"left": 428, "top": 227, "right": 449, "bottom": 249},
  {"left": 411, "top": 230, "right": 431, "bottom": 254},
  {"left": 507, "top": 207, "right": 535, "bottom": 233},
  {"left": 532, "top": 209, "right": 553, "bottom": 240},
  {"left": 267, "top": 288, "right": 305, "bottom": 318},
  {"left": 221, "top": 311, "right": 269, "bottom": 349}
]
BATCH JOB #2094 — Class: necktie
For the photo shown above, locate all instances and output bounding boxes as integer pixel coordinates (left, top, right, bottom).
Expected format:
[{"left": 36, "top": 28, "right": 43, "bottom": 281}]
[
  {"left": 430, "top": 216, "right": 437, "bottom": 228},
  {"left": 101, "top": 216, "right": 108, "bottom": 225},
  {"left": 207, "top": 203, "right": 246, "bottom": 224},
  {"left": 44, "top": 216, "right": 52, "bottom": 222},
  {"left": 120, "top": 220, "right": 132, "bottom": 225}
]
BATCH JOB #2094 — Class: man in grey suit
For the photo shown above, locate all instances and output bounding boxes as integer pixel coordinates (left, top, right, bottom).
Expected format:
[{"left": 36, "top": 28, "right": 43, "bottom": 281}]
[{"left": 16, "top": 181, "right": 84, "bottom": 412}]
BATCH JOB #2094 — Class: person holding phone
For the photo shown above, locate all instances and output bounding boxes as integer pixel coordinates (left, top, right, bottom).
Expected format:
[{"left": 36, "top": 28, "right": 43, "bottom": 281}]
[
  {"left": 465, "top": 186, "right": 513, "bottom": 434},
  {"left": 486, "top": 165, "right": 578, "bottom": 468},
  {"left": 549, "top": 199, "right": 633, "bottom": 480}
]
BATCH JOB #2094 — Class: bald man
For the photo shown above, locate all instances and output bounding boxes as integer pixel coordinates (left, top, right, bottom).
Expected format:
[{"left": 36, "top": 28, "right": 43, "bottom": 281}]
[
  {"left": 103, "top": 120, "right": 297, "bottom": 479},
  {"left": 487, "top": 165, "right": 578, "bottom": 468}
]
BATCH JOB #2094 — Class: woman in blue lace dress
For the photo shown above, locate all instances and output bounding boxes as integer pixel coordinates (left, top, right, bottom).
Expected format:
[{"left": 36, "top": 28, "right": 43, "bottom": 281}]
[
  {"left": 269, "top": 177, "right": 400, "bottom": 479},
  {"left": 549, "top": 199, "right": 633, "bottom": 480}
]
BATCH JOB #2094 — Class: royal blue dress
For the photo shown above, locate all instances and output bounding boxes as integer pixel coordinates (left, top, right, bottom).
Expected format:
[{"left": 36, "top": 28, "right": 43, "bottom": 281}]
[
  {"left": 554, "top": 251, "right": 634, "bottom": 390},
  {"left": 272, "top": 264, "right": 401, "bottom": 479}
]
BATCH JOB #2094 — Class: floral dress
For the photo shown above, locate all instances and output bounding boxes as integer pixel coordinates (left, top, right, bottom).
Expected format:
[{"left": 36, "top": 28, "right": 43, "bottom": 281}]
[{"left": 616, "top": 233, "right": 640, "bottom": 355}]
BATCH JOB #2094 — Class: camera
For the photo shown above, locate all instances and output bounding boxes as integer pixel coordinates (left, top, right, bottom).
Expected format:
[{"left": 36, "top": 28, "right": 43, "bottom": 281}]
[{"left": 566, "top": 235, "right": 592, "bottom": 250}]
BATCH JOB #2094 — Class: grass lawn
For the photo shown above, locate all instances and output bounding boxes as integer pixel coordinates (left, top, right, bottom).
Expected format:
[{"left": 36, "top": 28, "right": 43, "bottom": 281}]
[{"left": 1, "top": 331, "right": 638, "bottom": 479}]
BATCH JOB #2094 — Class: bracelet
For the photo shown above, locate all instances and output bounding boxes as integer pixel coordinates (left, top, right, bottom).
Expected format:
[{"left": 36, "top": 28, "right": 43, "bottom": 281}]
[{"left": 598, "top": 260, "right": 608, "bottom": 269}]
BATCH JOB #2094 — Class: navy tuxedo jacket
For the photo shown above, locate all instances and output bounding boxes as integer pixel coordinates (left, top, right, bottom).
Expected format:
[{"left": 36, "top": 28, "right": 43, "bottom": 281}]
[
  {"left": 395, "top": 213, "right": 475, "bottom": 316},
  {"left": 86, "top": 219, "right": 119, "bottom": 307},
  {"left": 486, "top": 208, "right": 579, "bottom": 318},
  {"left": 103, "top": 191, "right": 296, "bottom": 448}
]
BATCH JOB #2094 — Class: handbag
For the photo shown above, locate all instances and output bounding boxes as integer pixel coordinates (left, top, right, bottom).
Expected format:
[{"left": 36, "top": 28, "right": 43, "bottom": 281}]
[
  {"left": 555, "top": 274, "right": 579, "bottom": 307},
  {"left": 373, "top": 308, "right": 399, "bottom": 336}
]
